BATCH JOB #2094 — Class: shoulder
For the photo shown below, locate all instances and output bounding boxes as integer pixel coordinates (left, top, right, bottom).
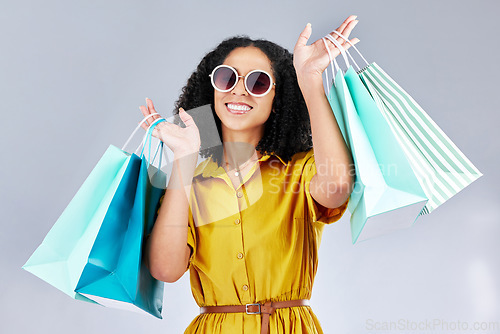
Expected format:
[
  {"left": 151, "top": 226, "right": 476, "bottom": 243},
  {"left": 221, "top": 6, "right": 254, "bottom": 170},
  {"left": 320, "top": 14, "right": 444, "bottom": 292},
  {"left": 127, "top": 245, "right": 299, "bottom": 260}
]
[
  {"left": 288, "top": 148, "right": 315, "bottom": 170},
  {"left": 270, "top": 148, "right": 315, "bottom": 181}
]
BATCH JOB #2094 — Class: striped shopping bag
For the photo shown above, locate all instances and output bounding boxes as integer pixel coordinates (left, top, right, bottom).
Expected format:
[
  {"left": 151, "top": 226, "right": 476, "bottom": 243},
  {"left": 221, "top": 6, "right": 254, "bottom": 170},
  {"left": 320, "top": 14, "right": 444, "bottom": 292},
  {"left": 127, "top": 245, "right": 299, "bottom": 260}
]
[
  {"left": 321, "top": 37, "right": 428, "bottom": 244},
  {"left": 330, "top": 31, "right": 483, "bottom": 215}
]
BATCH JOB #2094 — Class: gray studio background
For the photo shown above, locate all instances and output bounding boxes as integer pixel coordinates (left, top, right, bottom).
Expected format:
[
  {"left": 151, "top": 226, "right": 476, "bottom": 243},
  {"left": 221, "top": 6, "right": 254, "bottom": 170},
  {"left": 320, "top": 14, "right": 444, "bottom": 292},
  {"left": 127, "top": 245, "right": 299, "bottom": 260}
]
[{"left": 1, "top": 0, "right": 499, "bottom": 333}]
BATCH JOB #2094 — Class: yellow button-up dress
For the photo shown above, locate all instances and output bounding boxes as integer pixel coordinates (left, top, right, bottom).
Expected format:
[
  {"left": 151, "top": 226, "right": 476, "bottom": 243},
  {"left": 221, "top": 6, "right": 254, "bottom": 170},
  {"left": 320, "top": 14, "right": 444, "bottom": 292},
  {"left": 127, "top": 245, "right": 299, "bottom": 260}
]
[{"left": 162, "top": 148, "right": 349, "bottom": 333}]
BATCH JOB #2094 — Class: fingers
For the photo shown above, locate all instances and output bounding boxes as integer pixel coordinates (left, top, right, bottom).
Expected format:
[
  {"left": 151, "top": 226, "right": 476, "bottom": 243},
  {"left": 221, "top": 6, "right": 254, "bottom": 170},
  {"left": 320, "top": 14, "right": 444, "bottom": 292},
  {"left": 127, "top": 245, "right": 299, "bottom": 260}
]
[
  {"left": 339, "top": 19, "right": 359, "bottom": 41},
  {"left": 145, "top": 97, "right": 161, "bottom": 122},
  {"left": 330, "top": 15, "right": 358, "bottom": 44},
  {"left": 178, "top": 107, "right": 195, "bottom": 127},
  {"left": 139, "top": 106, "right": 149, "bottom": 131},
  {"left": 323, "top": 16, "right": 359, "bottom": 54},
  {"left": 139, "top": 97, "right": 161, "bottom": 130},
  {"left": 342, "top": 38, "right": 360, "bottom": 51},
  {"left": 294, "top": 22, "right": 312, "bottom": 50},
  {"left": 336, "top": 15, "right": 357, "bottom": 35}
]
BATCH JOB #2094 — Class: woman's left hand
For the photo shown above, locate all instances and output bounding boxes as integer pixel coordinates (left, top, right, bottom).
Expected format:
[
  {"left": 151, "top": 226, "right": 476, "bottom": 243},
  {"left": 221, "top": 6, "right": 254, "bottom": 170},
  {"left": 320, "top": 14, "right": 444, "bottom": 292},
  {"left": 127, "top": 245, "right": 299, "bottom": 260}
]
[{"left": 293, "top": 15, "right": 360, "bottom": 83}]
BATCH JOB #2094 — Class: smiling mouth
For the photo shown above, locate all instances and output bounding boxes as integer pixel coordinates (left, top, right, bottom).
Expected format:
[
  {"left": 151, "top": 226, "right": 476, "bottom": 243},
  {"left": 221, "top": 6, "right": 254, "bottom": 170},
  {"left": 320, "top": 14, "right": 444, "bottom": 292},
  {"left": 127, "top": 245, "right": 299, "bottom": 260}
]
[{"left": 226, "top": 103, "right": 253, "bottom": 114}]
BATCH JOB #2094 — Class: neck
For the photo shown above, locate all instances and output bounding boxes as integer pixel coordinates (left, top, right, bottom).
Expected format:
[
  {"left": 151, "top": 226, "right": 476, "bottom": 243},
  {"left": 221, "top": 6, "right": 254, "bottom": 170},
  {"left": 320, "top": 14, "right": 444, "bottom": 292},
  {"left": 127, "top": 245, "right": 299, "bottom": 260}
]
[
  {"left": 223, "top": 142, "right": 261, "bottom": 168},
  {"left": 221, "top": 127, "right": 264, "bottom": 166}
]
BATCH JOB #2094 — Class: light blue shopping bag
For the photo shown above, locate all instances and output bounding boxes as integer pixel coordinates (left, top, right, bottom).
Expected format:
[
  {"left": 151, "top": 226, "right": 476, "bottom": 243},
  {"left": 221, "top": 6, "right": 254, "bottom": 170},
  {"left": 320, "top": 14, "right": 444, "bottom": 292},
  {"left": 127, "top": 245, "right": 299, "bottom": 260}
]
[
  {"left": 343, "top": 66, "right": 428, "bottom": 243},
  {"left": 75, "top": 122, "right": 166, "bottom": 318},
  {"left": 23, "top": 115, "right": 167, "bottom": 317},
  {"left": 22, "top": 145, "right": 133, "bottom": 303},
  {"left": 329, "top": 31, "right": 482, "bottom": 216},
  {"left": 322, "top": 36, "right": 428, "bottom": 244}
]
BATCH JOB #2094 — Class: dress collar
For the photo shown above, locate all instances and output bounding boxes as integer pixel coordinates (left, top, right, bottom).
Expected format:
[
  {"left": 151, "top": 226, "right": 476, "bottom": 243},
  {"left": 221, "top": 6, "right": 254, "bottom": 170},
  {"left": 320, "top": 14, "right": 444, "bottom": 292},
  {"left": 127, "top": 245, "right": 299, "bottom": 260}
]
[{"left": 194, "top": 151, "right": 286, "bottom": 178}]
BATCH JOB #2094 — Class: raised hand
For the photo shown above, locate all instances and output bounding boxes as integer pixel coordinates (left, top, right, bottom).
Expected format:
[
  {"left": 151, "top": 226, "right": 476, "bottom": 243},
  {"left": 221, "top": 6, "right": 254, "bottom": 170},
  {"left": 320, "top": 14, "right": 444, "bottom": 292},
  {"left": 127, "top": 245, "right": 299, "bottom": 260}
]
[
  {"left": 293, "top": 15, "right": 360, "bottom": 81},
  {"left": 138, "top": 98, "right": 201, "bottom": 157}
]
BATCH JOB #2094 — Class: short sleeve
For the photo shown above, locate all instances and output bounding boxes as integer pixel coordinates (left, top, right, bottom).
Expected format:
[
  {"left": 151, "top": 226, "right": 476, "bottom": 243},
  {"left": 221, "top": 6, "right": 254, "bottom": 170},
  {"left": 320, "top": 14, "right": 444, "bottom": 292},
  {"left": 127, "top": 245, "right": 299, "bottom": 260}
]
[
  {"left": 301, "top": 149, "right": 349, "bottom": 224},
  {"left": 186, "top": 207, "right": 196, "bottom": 270}
]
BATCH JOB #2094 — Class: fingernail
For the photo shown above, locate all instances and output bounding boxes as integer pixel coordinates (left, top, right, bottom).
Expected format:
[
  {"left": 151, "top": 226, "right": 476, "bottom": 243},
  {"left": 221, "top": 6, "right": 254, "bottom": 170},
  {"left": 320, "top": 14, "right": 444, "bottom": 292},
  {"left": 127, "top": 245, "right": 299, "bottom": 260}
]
[
  {"left": 306, "top": 22, "right": 311, "bottom": 27},
  {"left": 145, "top": 97, "right": 149, "bottom": 102}
]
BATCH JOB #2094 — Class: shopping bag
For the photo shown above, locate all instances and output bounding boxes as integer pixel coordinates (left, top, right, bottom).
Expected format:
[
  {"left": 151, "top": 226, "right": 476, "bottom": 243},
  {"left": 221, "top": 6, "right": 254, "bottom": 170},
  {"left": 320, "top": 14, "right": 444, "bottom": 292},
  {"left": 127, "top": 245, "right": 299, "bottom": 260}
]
[
  {"left": 22, "top": 145, "right": 134, "bottom": 303},
  {"left": 329, "top": 31, "right": 483, "bottom": 215},
  {"left": 75, "top": 121, "right": 166, "bottom": 318},
  {"left": 23, "top": 114, "right": 167, "bottom": 317},
  {"left": 322, "top": 37, "right": 428, "bottom": 244}
]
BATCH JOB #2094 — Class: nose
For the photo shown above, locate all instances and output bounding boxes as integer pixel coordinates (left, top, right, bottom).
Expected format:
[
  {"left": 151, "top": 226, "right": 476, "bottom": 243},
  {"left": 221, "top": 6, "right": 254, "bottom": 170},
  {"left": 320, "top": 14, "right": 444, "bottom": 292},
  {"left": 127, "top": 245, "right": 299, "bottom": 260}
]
[{"left": 231, "top": 76, "right": 248, "bottom": 96}]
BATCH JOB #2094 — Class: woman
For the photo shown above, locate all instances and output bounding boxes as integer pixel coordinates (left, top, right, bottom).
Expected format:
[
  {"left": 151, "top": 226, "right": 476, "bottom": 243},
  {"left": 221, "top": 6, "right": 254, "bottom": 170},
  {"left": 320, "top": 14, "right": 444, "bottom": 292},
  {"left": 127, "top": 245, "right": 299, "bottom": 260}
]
[{"left": 139, "top": 15, "right": 358, "bottom": 334}]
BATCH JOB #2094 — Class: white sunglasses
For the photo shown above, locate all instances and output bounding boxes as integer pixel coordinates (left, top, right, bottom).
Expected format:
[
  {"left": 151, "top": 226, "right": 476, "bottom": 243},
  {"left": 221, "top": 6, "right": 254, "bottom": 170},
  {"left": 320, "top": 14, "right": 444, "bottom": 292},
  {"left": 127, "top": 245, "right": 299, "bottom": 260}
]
[{"left": 209, "top": 64, "right": 276, "bottom": 97}]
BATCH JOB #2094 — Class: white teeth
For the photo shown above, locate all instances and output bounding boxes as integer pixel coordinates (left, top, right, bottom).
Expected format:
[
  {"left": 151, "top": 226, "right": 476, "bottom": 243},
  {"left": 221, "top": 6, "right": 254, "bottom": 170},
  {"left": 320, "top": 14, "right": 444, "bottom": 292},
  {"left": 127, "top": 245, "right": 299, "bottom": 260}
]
[{"left": 227, "top": 103, "right": 251, "bottom": 111}]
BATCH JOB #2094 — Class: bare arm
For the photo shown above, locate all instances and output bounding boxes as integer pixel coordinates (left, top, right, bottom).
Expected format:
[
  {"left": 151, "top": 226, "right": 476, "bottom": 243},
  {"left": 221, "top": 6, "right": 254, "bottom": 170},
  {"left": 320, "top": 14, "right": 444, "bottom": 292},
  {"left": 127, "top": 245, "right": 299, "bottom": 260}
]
[
  {"left": 138, "top": 98, "right": 201, "bottom": 283},
  {"left": 144, "top": 151, "right": 198, "bottom": 283},
  {"left": 299, "top": 78, "right": 354, "bottom": 208},
  {"left": 293, "top": 17, "right": 359, "bottom": 208}
]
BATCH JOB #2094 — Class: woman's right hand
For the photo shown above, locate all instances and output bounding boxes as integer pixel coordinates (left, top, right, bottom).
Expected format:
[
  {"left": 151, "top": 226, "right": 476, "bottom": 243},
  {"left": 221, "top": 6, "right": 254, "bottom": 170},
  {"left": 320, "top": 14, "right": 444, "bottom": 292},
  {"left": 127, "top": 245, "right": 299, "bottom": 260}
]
[{"left": 139, "top": 98, "right": 201, "bottom": 157}]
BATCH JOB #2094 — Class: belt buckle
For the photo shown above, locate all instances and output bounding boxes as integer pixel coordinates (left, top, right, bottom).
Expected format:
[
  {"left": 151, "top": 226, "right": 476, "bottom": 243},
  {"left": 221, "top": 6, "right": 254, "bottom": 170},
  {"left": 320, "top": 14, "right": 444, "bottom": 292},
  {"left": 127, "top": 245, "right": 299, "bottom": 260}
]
[{"left": 245, "top": 303, "right": 261, "bottom": 315}]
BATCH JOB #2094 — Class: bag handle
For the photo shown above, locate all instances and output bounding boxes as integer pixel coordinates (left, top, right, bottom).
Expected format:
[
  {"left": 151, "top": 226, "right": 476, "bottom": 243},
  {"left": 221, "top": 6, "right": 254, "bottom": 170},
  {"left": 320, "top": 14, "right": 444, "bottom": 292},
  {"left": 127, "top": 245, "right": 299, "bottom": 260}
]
[
  {"left": 321, "top": 35, "right": 349, "bottom": 95},
  {"left": 140, "top": 118, "right": 167, "bottom": 166},
  {"left": 329, "top": 30, "right": 370, "bottom": 70},
  {"left": 324, "top": 34, "right": 361, "bottom": 72},
  {"left": 324, "top": 34, "right": 350, "bottom": 70},
  {"left": 322, "top": 37, "right": 340, "bottom": 93},
  {"left": 122, "top": 113, "right": 160, "bottom": 151},
  {"left": 121, "top": 112, "right": 167, "bottom": 167}
]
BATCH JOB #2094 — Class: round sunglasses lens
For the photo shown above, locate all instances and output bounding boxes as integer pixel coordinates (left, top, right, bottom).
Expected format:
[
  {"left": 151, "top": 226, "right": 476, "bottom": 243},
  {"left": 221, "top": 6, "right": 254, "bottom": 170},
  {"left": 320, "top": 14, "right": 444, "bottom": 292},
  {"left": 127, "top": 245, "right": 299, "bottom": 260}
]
[
  {"left": 246, "top": 71, "right": 271, "bottom": 95},
  {"left": 213, "top": 67, "right": 236, "bottom": 91}
]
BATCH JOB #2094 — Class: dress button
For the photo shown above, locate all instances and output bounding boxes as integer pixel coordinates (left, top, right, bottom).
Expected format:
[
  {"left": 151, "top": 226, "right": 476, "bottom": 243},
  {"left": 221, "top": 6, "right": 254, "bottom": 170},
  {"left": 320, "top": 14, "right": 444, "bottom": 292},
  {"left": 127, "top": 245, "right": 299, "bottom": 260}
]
[
  {"left": 242, "top": 284, "right": 249, "bottom": 291},
  {"left": 235, "top": 218, "right": 241, "bottom": 225},
  {"left": 237, "top": 191, "right": 243, "bottom": 198},
  {"left": 237, "top": 252, "right": 244, "bottom": 259}
]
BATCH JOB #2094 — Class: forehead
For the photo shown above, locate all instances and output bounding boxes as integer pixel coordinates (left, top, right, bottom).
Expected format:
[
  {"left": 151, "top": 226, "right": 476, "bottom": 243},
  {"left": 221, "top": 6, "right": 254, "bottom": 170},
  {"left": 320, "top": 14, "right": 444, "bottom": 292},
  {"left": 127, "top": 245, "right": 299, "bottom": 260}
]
[{"left": 222, "top": 47, "right": 273, "bottom": 76}]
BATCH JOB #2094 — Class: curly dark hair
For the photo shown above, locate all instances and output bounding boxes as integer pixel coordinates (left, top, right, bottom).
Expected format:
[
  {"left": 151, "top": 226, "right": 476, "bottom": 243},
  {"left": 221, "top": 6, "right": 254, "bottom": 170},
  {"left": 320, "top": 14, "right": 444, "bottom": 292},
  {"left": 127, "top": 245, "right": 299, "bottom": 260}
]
[{"left": 172, "top": 35, "right": 313, "bottom": 166}]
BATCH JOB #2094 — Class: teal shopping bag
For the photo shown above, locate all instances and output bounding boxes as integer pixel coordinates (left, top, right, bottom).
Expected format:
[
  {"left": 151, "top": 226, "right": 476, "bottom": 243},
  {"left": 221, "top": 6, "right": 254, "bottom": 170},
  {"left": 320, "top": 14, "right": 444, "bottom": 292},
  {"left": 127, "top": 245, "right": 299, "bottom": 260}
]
[
  {"left": 75, "top": 122, "right": 166, "bottom": 318},
  {"left": 358, "top": 64, "right": 482, "bottom": 215},
  {"left": 22, "top": 145, "right": 133, "bottom": 303},
  {"left": 326, "top": 30, "right": 482, "bottom": 215},
  {"left": 321, "top": 36, "right": 428, "bottom": 244},
  {"left": 23, "top": 115, "right": 167, "bottom": 317},
  {"left": 343, "top": 66, "right": 428, "bottom": 243}
]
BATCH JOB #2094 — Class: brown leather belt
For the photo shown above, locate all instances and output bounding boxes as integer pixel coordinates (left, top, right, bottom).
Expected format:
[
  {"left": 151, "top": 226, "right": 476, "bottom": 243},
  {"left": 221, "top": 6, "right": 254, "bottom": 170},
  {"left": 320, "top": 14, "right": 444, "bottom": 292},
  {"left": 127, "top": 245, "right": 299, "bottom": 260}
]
[{"left": 200, "top": 299, "right": 310, "bottom": 334}]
